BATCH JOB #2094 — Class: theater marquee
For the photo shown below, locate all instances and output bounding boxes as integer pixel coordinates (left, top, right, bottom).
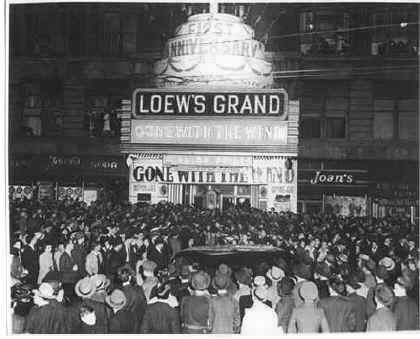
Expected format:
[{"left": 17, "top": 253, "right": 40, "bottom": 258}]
[
  {"left": 132, "top": 89, "right": 288, "bottom": 118},
  {"left": 130, "top": 118, "right": 288, "bottom": 145}
]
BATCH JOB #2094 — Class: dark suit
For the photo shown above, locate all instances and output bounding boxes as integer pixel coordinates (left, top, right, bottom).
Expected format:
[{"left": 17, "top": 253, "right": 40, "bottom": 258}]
[
  {"left": 347, "top": 292, "right": 367, "bottom": 332},
  {"left": 392, "top": 296, "right": 419, "bottom": 330},
  {"left": 121, "top": 283, "right": 147, "bottom": 332},
  {"left": 21, "top": 245, "right": 39, "bottom": 285},
  {"left": 148, "top": 247, "right": 169, "bottom": 270},
  {"left": 140, "top": 301, "right": 181, "bottom": 333},
  {"left": 319, "top": 295, "right": 357, "bottom": 332},
  {"left": 108, "top": 308, "right": 134, "bottom": 333}
]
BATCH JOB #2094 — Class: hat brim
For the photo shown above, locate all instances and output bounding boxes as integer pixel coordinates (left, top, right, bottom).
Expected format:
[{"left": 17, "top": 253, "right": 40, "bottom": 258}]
[
  {"left": 75, "top": 280, "right": 96, "bottom": 298},
  {"left": 105, "top": 295, "right": 127, "bottom": 309}
]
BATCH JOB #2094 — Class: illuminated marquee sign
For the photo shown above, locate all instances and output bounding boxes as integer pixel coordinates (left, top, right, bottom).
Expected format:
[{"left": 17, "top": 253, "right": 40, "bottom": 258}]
[
  {"left": 131, "top": 118, "right": 288, "bottom": 146},
  {"left": 132, "top": 165, "right": 252, "bottom": 184},
  {"left": 133, "top": 89, "right": 287, "bottom": 118}
]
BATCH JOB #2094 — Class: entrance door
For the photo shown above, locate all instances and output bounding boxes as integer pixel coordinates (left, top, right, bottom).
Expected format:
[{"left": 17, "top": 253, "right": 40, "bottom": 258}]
[{"left": 222, "top": 196, "right": 235, "bottom": 210}]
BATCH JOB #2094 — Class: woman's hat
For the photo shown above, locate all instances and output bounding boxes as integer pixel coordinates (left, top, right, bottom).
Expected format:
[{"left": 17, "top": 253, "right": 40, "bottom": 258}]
[
  {"left": 75, "top": 277, "right": 96, "bottom": 298},
  {"left": 375, "top": 283, "right": 395, "bottom": 308},
  {"left": 105, "top": 289, "right": 127, "bottom": 309},
  {"left": 299, "top": 281, "right": 319, "bottom": 301},
  {"left": 191, "top": 271, "right": 211, "bottom": 291},
  {"left": 266, "top": 266, "right": 284, "bottom": 282}
]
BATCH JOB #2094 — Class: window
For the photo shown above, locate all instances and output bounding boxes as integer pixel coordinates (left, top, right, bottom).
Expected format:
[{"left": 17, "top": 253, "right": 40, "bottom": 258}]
[
  {"left": 299, "top": 9, "right": 350, "bottom": 56},
  {"left": 104, "top": 12, "right": 121, "bottom": 56},
  {"left": 371, "top": 8, "right": 419, "bottom": 56},
  {"left": 301, "top": 118, "right": 321, "bottom": 139},
  {"left": 373, "top": 99, "right": 394, "bottom": 139},
  {"left": 398, "top": 99, "right": 418, "bottom": 140},
  {"left": 299, "top": 12, "right": 314, "bottom": 32},
  {"left": 326, "top": 117, "right": 346, "bottom": 138}
]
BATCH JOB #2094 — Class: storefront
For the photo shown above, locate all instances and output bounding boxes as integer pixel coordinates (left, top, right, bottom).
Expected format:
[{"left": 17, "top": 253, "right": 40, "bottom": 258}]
[
  {"left": 298, "top": 159, "right": 369, "bottom": 216},
  {"left": 9, "top": 154, "right": 126, "bottom": 203},
  {"left": 120, "top": 12, "right": 300, "bottom": 212}
]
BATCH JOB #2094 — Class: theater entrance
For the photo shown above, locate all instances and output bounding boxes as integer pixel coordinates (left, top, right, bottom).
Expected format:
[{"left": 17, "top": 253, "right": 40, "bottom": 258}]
[{"left": 182, "top": 184, "right": 252, "bottom": 210}]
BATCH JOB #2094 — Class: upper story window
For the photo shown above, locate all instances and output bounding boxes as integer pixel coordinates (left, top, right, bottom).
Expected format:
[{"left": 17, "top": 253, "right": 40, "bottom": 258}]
[
  {"left": 299, "top": 9, "right": 350, "bottom": 56},
  {"left": 300, "top": 81, "right": 348, "bottom": 140},
  {"left": 371, "top": 7, "right": 419, "bottom": 56},
  {"left": 373, "top": 81, "right": 418, "bottom": 141}
]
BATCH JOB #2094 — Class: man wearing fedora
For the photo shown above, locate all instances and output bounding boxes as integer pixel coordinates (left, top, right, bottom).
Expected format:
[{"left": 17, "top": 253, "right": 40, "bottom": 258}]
[
  {"left": 117, "top": 265, "right": 147, "bottom": 333},
  {"left": 24, "top": 282, "right": 71, "bottom": 333},
  {"left": 392, "top": 273, "right": 419, "bottom": 330},
  {"left": 266, "top": 265, "right": 284, "bottom": 307},
  {"left": 140, "top": 282, "right": 181, "bottom": 333},
  {"left": 291, "top": 262, "right": 312, "bottom": 307},
  {"left": 275, "top": 276, "right": 295, "bottom": 332},
  {"left": 367, "top": 283, "right": 397, "bottom": 331},
  {"left": 180, "top": 270, "right": 212, "bottom": 334},
  {"left": 106, "top": 289, "right": 134, "bottom": 333},
  {"left": 73, "top": 276, "right": 110, "bottom": 333},
  {"left": 319, "top": 277, "right": 357, "bottom": 332},
  {"left": 233, "top": 267, "right": 253, "bottom": 321},
  {"left": 208, "top": 274, "right": 241, "bottom": 333},
  {"left": 241, "top": 285, "right": 282, "bottom": 335},
  {"left": 345, "top": 276, "right": 368, "bottom": 331}
]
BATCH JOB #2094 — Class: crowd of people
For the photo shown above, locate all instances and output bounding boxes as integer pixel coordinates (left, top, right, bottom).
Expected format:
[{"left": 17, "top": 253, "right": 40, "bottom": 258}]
[{"left": 9, "top": 197, "right": 420, "bottom": 334}]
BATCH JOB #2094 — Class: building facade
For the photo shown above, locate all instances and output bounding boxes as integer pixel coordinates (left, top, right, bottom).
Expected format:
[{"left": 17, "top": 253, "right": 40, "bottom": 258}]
[{"left": 9, "top": 3, "right": 419, "bottom": 217}]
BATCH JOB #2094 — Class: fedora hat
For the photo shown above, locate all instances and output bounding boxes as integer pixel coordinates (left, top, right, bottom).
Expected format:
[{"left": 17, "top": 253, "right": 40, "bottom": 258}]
[
  {"left": 75, "top": 277, "right": 96, "bottom": 299},
  {"left": 91, "top": 274, "right": 110, "bottom": 292},
  {"left": 299, "top": 281, "right": 318, "bottom": 301},
  {"left": 378, "top": 257, "right": 396, "bottom": 272},
  {"left": 266, "top": 266, "right": 284, "bottom": 282},
  {"left": 105, "top": 289, "right": 127, "bottom": 309},
  {"left": 37, "top": 282, "right": 55, "bottom": 299},
  {"left": 191, "top": 271, "right": 210, "bottom": 291}
]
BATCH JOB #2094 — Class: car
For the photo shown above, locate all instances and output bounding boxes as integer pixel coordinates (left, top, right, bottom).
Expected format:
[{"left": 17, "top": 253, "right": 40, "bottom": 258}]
[{"left": 173, "top": 245, "right": 292, "bottom": 272}]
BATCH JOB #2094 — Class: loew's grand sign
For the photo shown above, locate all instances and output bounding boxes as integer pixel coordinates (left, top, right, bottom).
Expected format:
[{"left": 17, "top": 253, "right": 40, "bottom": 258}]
[{"left": 132, "top": 89, "right": 287, "bottom": 118}]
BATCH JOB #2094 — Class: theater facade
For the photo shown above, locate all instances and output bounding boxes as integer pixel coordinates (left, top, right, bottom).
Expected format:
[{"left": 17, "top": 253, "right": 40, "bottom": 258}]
[{"left": 120, "top": 12, "right": 300, "bottom": 212}]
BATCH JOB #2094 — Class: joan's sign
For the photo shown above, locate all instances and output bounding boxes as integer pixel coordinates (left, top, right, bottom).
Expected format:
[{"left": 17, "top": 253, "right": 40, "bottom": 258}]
[
  {"left": 133, "top": 89, "right": 287, "bottom": 118},
  {"left": 310, "top": 171, "right": 354, "bottom": 185}
]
